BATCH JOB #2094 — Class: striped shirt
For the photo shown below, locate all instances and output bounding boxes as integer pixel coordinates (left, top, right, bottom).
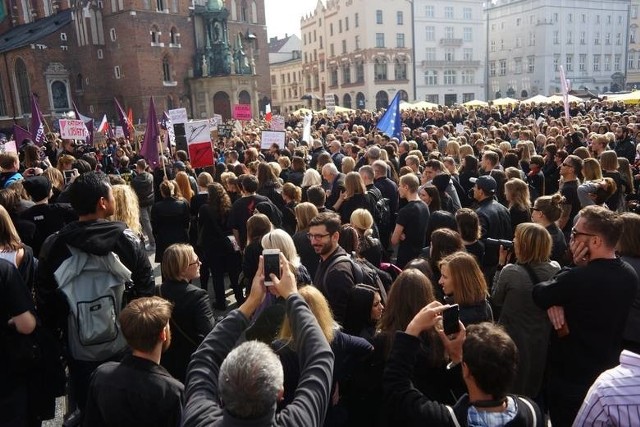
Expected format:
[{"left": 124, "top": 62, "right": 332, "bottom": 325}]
[{"left": 573, "top": 350, "right": 640, "bottom": 426}]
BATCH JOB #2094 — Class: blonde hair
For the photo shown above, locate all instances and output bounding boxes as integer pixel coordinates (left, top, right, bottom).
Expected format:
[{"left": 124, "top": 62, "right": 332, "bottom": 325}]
[
  {"left": 343, "top": 171, "right": 366, "bottom": 199},
  {"left": 599, "top": 150, "right": 618, "bottom": 172},
  {"left": 341, "top": 156, "right": 356, "bottom": 174},
  {"left": 57, "top": 154, "right": 75, "bottom": 171},
  {"left": 161, "top": 243, "right": 195, "bottom": 281},
  {"left": 261, "top": 229, "right": 300, "bottom": 269},
  {"left": 43, "top": 167, "right": 64, "bottom": 191},
  {"left": 301, "top": 168, "right": 322, "bottom": 187},
  {"left": 350, "top": 208, "right": 374, "bottom": 237},
  {"left": 175, "top": 171, "right": 194, "bottom": 202},
  {"left": 282, "top": 182, "right": 302, "bottom": 203},
  {"left": 0, "top": 204, "right": 21, "bottom": 251},
  {"left": 197, "top": 172, "right": 214, "bottom": 189},
  {"left": 294, "top": 202, "right": 318, "bottom": 232},
  {"left": 439, "top": 251, "right": 487, "bottom": 305},
  {"left": 279, "top": 285, "right": 335, "bottom": 344},
  {"left": 582, "top": 158, "right": 603, "bottom": 181},
  {"left": 505, "top": 178, "right": 531, "bottom": 210},
  {"left": 514, "top": 223, "right": 552, "bottom": 264},
  {"left": 459, "top": 144, "right": 474, "bottom": 159},
  {"left": 109, "top": 185, "right": 142, "bottom": 235}
]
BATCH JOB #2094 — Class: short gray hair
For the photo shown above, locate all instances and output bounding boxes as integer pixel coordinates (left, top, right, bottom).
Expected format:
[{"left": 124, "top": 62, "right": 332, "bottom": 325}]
[
  {"left": 322, "top": 162, "right": 339, "bottom": 176},
  {"left": 218, "top": 341, "right": 284, "bottom": 419}
]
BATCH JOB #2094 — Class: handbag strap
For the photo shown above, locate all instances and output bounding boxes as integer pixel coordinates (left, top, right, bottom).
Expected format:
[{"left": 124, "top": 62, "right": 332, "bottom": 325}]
[
  {"left": 520, "top": 263, "right": 541, "bottom": 284},
  {"left": 155, "top": 285, "right": 198, "bottom": 347}
]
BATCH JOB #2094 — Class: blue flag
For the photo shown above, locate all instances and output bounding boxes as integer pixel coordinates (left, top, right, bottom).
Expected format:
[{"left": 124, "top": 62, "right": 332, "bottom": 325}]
[{"left": 376, "top": 92, "right": 402, "bottom": 140}]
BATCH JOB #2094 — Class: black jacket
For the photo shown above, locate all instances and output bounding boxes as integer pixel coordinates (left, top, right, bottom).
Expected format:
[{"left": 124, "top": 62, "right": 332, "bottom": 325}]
[
  {"left": 151, "top": 198, "right": 190, "bottom": 262},
  {"left": 19, "top": 203, "right": 77, "bottom": 257},
  {"left": 181, "top": 295, "right": 334, "bottom": 427},
  {"left": 83, "top": 355, "right": 184, "bottom": 427},
  {"left": 314, "top": 246, "right": 356, "bottom": 325},
  {"left": 37, "top": 220, "right": 155, "bottom": 332},
  {"left": 131, "top": 171, "right": 155, "bottom": 208},
  {"left": 475, "top": 197, "right": 512, "bottom": 267},
  {"left": 158, "top": 280, "right": 215, "bottom": 383}
]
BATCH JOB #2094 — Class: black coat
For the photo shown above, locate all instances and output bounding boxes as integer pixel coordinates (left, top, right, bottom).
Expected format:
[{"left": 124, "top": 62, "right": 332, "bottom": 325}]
[
  {"left": 151, "top": 198, "right": 190, "bottom": 263},
  {"left": 158, "top": 280, "right": 215, "bottom": 383}
]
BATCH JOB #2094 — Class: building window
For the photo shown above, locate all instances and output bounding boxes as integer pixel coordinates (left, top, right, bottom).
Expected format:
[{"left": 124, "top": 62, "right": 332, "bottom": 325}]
[
  {"left": 110, "top": 28, "right": 117, "bottom": 41},
  {"left": 61, "top": 33, "right": 67, "bottom": 41},
  {"left": 616, "top": 33, "right": 622, "bottom": 45},
  {"left": 444, "top": 48, "right": 455, "bottom": 61},
  {"left": 424, "top": 70, "right": 438, "bottom": 85},
  {"left": 527, "top": 56, "right": 535, "bottom": 73},
  {"left": 463, "top": 8, "right": 471, "bottom": 20},
  {"left": 355, "top": 35, "right": 360, "bottom": 50},
  {"left": 553, "top": 31, "right": 559, "bottom": 44},
  {"left": 463, "top": 48, "right": 473, "bottom": 61},
  {"left": 614, "top": 54, "right": 621, "bottom": 71},
  {"left": 553, "top": 54, "right": 559, "bottom": 72},
  {"left": 490, "top": 40, "right": 496, "bottom": 52},
  {"left": 443, "top": 69, "right": 456, "bottom": 85},
  {"left": 376, "top": 33, "right": 385, "bottom": 48},
  {"left": 344, "top": 17, "right": 349, "bottom": 31},
  {"left": 594, "top": 32, "right": 600, "bottom": 45},
  {"left": 461, "top": 70, "right": 474, "bottom": 84},
  {"left": 463, "top": 27, "right": 472, "bottom": 42},
  {"left": 339, "top": 20, "right": 342, "bottom": 33},
  {"left": 567, "top": 31, "right": 572, "bottom": 44},
  {"left": 631, "top": 30, "right": 636, "bottom": 44},
  {"left": 271, "top": 75, "right": 276, "bottom": 84},
  {"left": 529, "top": 32, "right": 535, "bottom": 46},
  {"left": 605, "top": 33, "right": 611, "bottom": 45},
  {"left": 343, "top": 93, "right": 352, "bottom": 108},
  {"left": 514, "top": 58, "right": 522, "bottom": 74},
  {"left": 463, "top": 93, "right": 474, "bottom": 103},
  {"left": 396, "top": 33, "right": 405, "bottom": 48},
  {"left": 604, "top": 55, "right": 611, "bottom": 71},
  {"left": 355, "top": 13, "right": 359, "bottom": 27},
  {"left": 426, "top": 94, "right": 439, "bottom": 104},
  {"left": 629, "top": 53, "right": 636, "bottom": 69},
  {"left": 375, "top": 91, "right": 389, "bottom": 109},
  {"left": 51, "top": 81, "right": 70, "bottom": 110},
  {"left": 156, "top": 0, "right": 165, "bottom": 11},
  {"left": 97, "top": 49, "right": 104, "bottom": 59},
  {"left": 566, "top": 54, "right": 573, "bottom": 72},
  {"left": 376, "top": 10, "right": 383, "bottom": 24},
  {"left": 397, "top": 11, "right": 403, "bottom": 25},
  {"left": 426, "top": 26, "right": 435, "bottom": 41},
  {"left": 580, "top": 31, "right": 585, "bottom": 45},
  {"left": 330, "top": 23, "right": 333, "bottom": 36},
  {"left": 444, "top": 6, "right": 453, "bottom": 19},
  {"left": 499, "top": 59, "right": 506, "bottom": 75},
  {"left": 76, "top": 73, "right": 84, "bottom": 91},
  {"left": 170, "top": 27, "right": 180, "bottom": 46},
  {"left": 342, "top": 40, "right": 347, "bottom": 54},
  {"left": 330, "top": 68, "right": 338, "bottom": 87},
  {"left": 150, "top": 25, "right": 161, "bottom": 44},
  {"left": 343, "top": 63, "right": 351, "bottom": 84},
  {"left": 394, "top": 59, "right": 407, "bottom": 80},
  {"left": 425, "top": 5, "right": 434, "bottom": 18},
  {"left": 425, "top": 48, "right": 436, "bottom": 61},
  {"left": 374, "top": 57, "right": 387, "bottom": 81},
  {"left": 593, "top": 55, "right": 600, "bottom": 71},
  {"left": 14, "top": 58, "right": 30, "bottom": 115},
  {"left": 579, "top": 54, "right": 586, "bottom": 71},
  {"left": 489, "top": 61, "right": 496, "bottom": 77},
  {"left": 445, "top": 26, "right": 454, "bottom": 39},
  {"left": 356, "top": 62, "right": 364, "bottom": 83},
  {"left": 162, "top": 57, "right": 171, "bottom": 82},
  {"left": 114, "top": 65, "right": 122, "bottom": 79}
]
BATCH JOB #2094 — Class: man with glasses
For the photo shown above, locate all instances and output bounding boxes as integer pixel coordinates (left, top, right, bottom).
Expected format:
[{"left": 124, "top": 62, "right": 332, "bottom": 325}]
[
  {"left": 532, "top": 206, "right": 638, "bottom": 427},
  {"left": 557, "top": 154, "right": 583, "bottom": 241},
  {"left": 309, "top": 212, "right": 356, "bottom": 324}
]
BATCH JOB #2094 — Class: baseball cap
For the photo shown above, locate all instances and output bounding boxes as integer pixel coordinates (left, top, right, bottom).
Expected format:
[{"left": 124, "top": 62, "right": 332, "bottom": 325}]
[{"left": 469, "top": 175, "right": 497, "bottom": 194}]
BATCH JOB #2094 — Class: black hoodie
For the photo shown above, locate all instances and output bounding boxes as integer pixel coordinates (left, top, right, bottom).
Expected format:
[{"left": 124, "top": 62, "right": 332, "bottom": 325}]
[{"left": 37, "top": 219, "right": 155, "bottom": 331}]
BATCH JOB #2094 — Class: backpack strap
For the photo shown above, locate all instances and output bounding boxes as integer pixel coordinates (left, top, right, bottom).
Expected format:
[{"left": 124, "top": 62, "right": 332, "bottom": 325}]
[
  {"left": 445, "top": 405, "right": 462, "bottom": 427},
  {"left": 155, "top": 285, "right": 198, "bottom": 347},
  {"left": 520, "top": 263, "right": 541, "bottom": 284},
  {"left": 517, "top": 396, "right": 538, "bottom": 426},
  {"left": 319, "top": 254, "right": 357, "bottom": 292}
]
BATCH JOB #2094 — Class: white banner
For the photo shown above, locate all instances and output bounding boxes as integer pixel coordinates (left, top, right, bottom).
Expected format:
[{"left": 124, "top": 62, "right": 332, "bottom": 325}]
[
  {"left": 168, "top": 108, "right": 188, "bottom": 124},
  {"left": 59, "top": 119, "right": 89, "bottom": 140},
  {"left": 260, "top": 130, "right": 286, "bottom": 149}
]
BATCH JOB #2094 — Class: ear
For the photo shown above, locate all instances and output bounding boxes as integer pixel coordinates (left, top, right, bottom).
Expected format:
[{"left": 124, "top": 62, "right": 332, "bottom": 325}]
[{"left": 277, "top": 388, "right": 284, "bottom": 402}]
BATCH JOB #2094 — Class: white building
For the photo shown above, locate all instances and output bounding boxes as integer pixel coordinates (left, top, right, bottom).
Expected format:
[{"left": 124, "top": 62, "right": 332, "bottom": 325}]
[
  {"left": 487, "top": 0, "right": 630, "bottom": 99},
  {"left": 627, "top": 0, "right": 640, "bottom": 88},
  {"left": 414, "top": 0, "right": 487, "bottom": 105},
  {"left": 269, "top": 34, "right": 305, "bottom": 114},
  {"left": 300, "top": 0, "right": 413, "bottom": 111}
]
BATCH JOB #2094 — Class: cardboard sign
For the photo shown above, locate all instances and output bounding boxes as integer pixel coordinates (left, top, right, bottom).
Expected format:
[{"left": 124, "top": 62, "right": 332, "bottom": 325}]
[
  {"left": 233, "top": 104, "right": 252, "bottom": 120},
  {"left": 59, "top": 119, "right": 88, "bottom": 140},
  {"left": 209, "top": 114, "right": 223, "bottom": 130},
  {"left": 168, "top": 108, "right": 188, "bottom": 124},
  {"left": 260, "top": 130, "right": 286, "bottom": 149},
  {"left": 455, "top": 123, "right": 465, "bottom": 135},
  {"left": 115, "top": 126, "right": 125, "bottom": 138},
  {"left": 325, "top": 93, "right": 336, "bottom": 117},
  {"left": 185, "top": 120, "right": 214, "bottom": 168},
  {"left": 271, "top": 115, "right": 285, "bottom": 131},
  {"left": 0, "top": 140, "right": 17, "bottom": 154},
  {"left": 218, "top": 124, "right": 233, "bottom": 137}
]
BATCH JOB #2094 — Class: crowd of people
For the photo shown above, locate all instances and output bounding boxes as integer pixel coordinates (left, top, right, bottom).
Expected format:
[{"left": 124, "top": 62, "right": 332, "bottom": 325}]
[{"left": 2, "top": 97, "right": 640, "bottom": 427}]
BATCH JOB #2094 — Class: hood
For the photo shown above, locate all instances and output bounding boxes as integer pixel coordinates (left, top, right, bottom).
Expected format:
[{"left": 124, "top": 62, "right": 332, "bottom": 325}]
[{"left": 59, "top": 219, "right": 127, "bottom": 255}]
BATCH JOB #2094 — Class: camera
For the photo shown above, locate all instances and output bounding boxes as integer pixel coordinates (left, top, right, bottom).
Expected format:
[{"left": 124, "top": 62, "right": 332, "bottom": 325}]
[{"left": 485, "top": 238, "right": 513, "bottom": 250}]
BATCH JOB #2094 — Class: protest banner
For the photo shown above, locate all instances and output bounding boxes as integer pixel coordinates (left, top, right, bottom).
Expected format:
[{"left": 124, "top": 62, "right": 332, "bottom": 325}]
[
  {"left": 168, "top": 108, "right": 188, "bottom": 124},
  {"left": 59, "top": 119, "right": 89, "bottom": 140},
  {"left": 185, "top": 120, "right": 214, "bottom": 168},
  {"left": 233, "top": 104, "right": 252, "bottom": 120},
  {"left": 260, "top": 130, "right": 286, "bottom": 149}
]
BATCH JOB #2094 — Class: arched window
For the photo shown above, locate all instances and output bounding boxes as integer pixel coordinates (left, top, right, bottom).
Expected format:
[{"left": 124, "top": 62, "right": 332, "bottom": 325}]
[
  {"left": 342, "top": 62, "right": 351, "bottom": 84},
  {"left": 397, "top": 90, "right": 409, "bottom": 102},
  {"left": 170, "top": 27, "right": 179, "bottom": 45},
  {"left": 51, "top": 81, "right": 69, "bottom": 110},
  {"left": 151, "top": 25, "right": 160, "bottom": 44},
  {"left": 394, "top": 58, "right": 407, "bottom": 80},
  {"left": 14, "top": 58, "right": 30, "bottom": 115},
  {"left": 241, "top": 0, "right": 247, "bottom": 22},
  {"left": 375, "top": 91, "right": 389, "bottom": 109},
  {"left": 356, "top": 92, "right": 365, "bottom": 109},
  {"left": 343, "top": 93, "right": 352, "bottom": 109},
  {"left": 251, "top": 1, "right": 257, "bottom": 23},
  {"left": 230, "top": 0, "right": 237, "bottom": 20},
  {"left": 76, "top": 73, "right": 84, "bottom": 91},
  {"left": 167, "top": 95, "right": 174, "bottom": 110},
  {"left": 374, "top": 57, "right": 387, "bottom": 81},
  {"left": 239, "top": 90, "right": 251, "bottom": 105},
  {"left": 162, "top": 57, "right": 171, "bottom": 82}
]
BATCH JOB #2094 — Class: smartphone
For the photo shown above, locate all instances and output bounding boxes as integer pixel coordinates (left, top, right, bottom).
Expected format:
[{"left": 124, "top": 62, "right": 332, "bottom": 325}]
[
  {"left": 263, "top": 249, "right": 281, "bottom": 286},
  {"left": 63, "top": 169, "right": 77, "bottom": 185},
  {"left": 442, "top": 304, "right": 460, "bottom": 336}
]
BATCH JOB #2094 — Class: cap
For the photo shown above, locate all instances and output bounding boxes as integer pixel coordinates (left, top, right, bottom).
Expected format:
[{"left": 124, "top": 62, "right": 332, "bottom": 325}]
[
  {"left": 469, "top": 175, "right": 497, "bottom": 194},
  {"left": 22, "top": 176, "right": 52, "bottom": 202},
  {"left": 173, "top": 161, "right": 186, "bottom": 171}
]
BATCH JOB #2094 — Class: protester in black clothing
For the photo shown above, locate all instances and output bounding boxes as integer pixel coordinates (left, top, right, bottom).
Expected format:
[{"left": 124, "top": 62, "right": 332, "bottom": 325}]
[
  {"left": 613, "top": 126, "right": 636, "bottom": 164},
  {"left": 532, "top": 194, "right": 568, "bottom": 265},
  {"left": 151, "top": 180, "right": 190, "bottom": 263},
  {"left": 392, "top": 174, "right": 430, "bottom": 268},
  {"left": 228, "top": 174, "right": 270, "bottom": 249},
  {"left": 533, "top": 206, "right": 638, "bottom": 426},
  {"left": 558, "top": 155, "right": 583, "bottom": 240}
]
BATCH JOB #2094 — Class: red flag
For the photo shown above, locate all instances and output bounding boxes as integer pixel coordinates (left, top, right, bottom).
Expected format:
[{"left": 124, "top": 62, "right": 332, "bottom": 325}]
[
  {"left": 140, "top": 97, "right": 160, "bottom": 169},
  {"left": 127, "top": 107, "right": 135, "bottom": 134},
  {"left": 265, "top": 103, "right": 272, "bottom": 122},
  {"left": 98, "top": 114, "right": 109, "bottom": 133}
]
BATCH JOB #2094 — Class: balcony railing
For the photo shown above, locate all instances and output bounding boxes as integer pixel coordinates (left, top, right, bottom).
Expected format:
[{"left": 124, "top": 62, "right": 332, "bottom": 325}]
[{"left": 421, "top": 60, "right": 481, "bottom": 68}]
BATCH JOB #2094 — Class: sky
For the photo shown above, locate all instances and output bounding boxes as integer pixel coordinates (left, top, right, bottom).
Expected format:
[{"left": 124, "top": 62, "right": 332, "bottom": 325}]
[{"left": 265, "top": 0, "right": 318, "bottom": 39}]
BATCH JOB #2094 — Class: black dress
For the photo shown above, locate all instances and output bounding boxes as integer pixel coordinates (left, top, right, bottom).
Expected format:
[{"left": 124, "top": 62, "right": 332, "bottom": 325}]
[{"left": 151, "top": 197, "right": 190, "bottom": 263}]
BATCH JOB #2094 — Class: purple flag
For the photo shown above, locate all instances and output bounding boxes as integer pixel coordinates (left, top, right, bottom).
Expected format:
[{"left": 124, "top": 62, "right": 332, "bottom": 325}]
[
  {"left": 140, "top": 97, "right": 160, "bottom": 169},
  {"left": 12, "top": 125, "right": 32, "bottom": 148},
  {"left": 29, "top": 95, "right": 46, "bottom": 146},
  {"left": 114, "top": 97, "right": 130, "bottom": 140}
]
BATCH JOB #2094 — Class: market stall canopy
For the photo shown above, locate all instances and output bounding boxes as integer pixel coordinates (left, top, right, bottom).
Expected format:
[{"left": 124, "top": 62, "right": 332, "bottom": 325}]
[
  {"left": 462, "top": 99, "right": 489, "bottom": 107},
  {"left": 521, "top": 95, "right": 551, "bottom": 105},
  {"left": 492, "top": 97, "right": 520, "bottom": 106}
]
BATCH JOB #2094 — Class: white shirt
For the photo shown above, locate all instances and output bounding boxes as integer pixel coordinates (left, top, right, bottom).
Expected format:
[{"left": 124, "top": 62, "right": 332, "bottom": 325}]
[{"left": 573, "top": 350, "right": 640, "bottom": 426}]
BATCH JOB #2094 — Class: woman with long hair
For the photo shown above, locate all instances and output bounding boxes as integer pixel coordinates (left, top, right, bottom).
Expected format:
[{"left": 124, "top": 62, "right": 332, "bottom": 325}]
[
  {"left": 241, "top": 213, "right": 273, "bottom": 296},
  {"left": 599, "top": 150, "right": 624, "bottom": 211},
  {"left": 109, "top": 184, "right": 142, "bottom": 236},
  {"left": 175, "top": 171, "right": 194, "bottom": 204},
  {"left": 301, "top": 168, "right": 322, "bottom": 202},
  {"left": 291, "top": 202, "right": 319, "bottom": 278},
  {"left": 438, "top": 251, "right": 493, "bottom": 325},
  {"left": 0, "top": 204, "right": 37, "bottom": 292},
  {"left": 281, "top": 182, "right": 301, "bottom": 235},
  {"left": 256, "top": 162, "right": 285, "bottom": 210},
  {"left": 350, "top": 208, "right": 382, "bottom": 267},
  {"left": 333, "top": 171, "right": 370, "bottom": 224},
  {"left": 42, "top": 167, "right": 64, "bottom": 203},
  {"left": 418, "top": 184, "right": 441, "bottom": 212},
  {"left": 273, "top": 285, "right": 373, "bottom": 423},
  {"left": 492, "top": 223, "right": 560, "bottom": 398},
  {"left": 343, "top": 284, "right": 384, "bottom": 340},
  {"left": 426, "top": 229, "right": 465, "bottom": 300},
  {"left": 189, "top": 172, "right": 214, "bottom": 286},
  {"left": 198, "top": 182, "right": 243, "bottom": 309},
  {"left": 504, "top": 178, "right": 532, "bottom": 233},
  {"left": 531, "top": 194, "right": 568, "bottom": 264},
  {"left": 458, "top": 154, "right": 479, "bottom": 195},
  {"left": 151, "top": 180, "right": 190, "bottom": 263},
  {"left": 158, "top": 243, "right": 214, "bottom": 383}
]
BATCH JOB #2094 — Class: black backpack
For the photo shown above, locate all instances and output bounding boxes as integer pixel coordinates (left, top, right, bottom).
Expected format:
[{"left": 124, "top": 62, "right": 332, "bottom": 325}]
[
  {"left": 321, "top": 254, "right": 388, "bottom": 303},
  {"left": 367, "top": 188, "right": 391, "bottom": 228}
]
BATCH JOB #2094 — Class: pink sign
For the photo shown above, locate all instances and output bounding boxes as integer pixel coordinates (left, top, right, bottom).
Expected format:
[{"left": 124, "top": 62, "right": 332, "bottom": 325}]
[{"left": 233, "top": 104, "right": 252, "bottom": 120}]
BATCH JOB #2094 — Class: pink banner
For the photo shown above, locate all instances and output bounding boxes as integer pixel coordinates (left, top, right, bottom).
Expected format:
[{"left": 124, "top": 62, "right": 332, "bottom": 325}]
[{"left": 233, "top": 104, "right": 252, "bottom": 120}]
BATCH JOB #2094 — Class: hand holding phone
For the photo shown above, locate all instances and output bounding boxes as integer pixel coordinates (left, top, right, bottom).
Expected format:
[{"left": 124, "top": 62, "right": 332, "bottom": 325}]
[
  {"left": 442, "top": 304, "right": 461, "bottom": 336},
  {"left": 263, "top": 249, "right": 281, "bottom": 286}
]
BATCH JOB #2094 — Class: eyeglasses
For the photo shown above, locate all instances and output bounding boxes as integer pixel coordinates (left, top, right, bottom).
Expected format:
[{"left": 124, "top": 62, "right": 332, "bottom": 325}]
[
  {"left": 571, "top": 227, "right": 597, "bottom": 239},
  {"left": 307, "top": 233, "right": 331, "bottom": 241},
  {"left": 189, "top": 259, "right": 201, "bottom": 266},
  {"left": 530, "top": 207, "right": 540, "bottom": 213},
  {"left": 561, "top": 162, "right": 573, "bottom": 167}
]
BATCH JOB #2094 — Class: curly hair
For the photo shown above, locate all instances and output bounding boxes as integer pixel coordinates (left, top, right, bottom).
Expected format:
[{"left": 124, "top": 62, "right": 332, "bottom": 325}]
[
  {"left": 109, "top": 184, "right": 142, "bottom": 235},
  {"left": 207, "top": 182, "right": 231, "bottom": 221}
]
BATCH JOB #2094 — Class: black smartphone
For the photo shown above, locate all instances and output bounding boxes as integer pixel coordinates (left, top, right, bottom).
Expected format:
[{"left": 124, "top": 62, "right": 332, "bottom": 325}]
[
  {"left": 442, "top": 304, "right": 460, "bottom": 336},
  {"left": 263, "top": 249, "right": 280, "bottom": 286}
]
